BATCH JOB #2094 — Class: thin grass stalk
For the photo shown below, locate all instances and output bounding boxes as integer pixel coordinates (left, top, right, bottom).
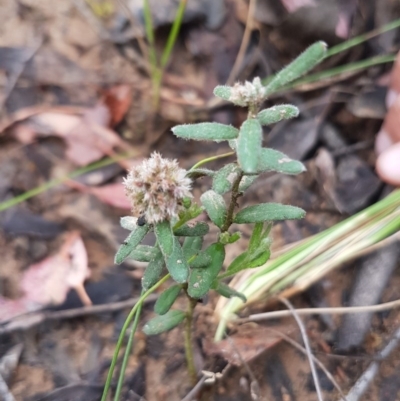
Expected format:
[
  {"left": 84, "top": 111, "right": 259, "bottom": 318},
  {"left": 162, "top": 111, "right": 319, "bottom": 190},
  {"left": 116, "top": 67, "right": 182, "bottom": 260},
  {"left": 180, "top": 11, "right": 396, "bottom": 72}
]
[
  {"left": 0, "top": 152, "right": 135, "bottom": 212},
  {"left": 286, "top": 53, "right": 396, "bottom": 90},
  {"left": 326, "top": 18, "right": 400, "bottom": 57},
  {"left": 160, "top": 0, "right": 187, "bottom": 68},
  {"left": 144, "top": 0, "right": 187, "bottom": 108},
  {"left": 214, "top": 191, "right": 400, "bottom": 341},
  {"left": 143, "top": 0, "right": 157, "bottom": 74},
  {"left": 101, "top": 274, "right": 170, "bottom": 401},
  {"left": 113, "top": 300, "right": 143, "bottom": 401},
  {"left": 190, "top": 152, "right": 235, "bottom": 171},
  {"left": 238, "top": 193, "right": 399, "bottom": 298}
]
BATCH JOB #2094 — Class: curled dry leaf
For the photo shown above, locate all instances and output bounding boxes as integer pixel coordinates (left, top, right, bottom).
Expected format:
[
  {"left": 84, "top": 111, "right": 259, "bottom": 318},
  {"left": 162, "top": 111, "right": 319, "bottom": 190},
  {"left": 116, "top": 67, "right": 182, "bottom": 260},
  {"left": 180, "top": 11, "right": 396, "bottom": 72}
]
[
  {"left": 101, "top": 84, "right": 133, "bottom": 127},
  {"left": 11, "top": 103, "right": 127, "bottom": 166},
  {"left": 0, "top": 232, "right": 91, "bottom": 323},
  {"left": 89, "top": 183, "right": 132, "bottom": 210},
  {"left": 280, "top": 0, "right": 316, "bottom": 13}
]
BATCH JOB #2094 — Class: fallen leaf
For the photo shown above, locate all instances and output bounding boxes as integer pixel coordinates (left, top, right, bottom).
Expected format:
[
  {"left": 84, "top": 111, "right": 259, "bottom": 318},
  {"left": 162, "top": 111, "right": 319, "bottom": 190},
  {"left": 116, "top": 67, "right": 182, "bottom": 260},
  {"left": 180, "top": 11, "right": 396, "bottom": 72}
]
[
  {"left": 280, "top": 0, "right": 316, "bottom": 13},
  {"left": 102, "top": 84, "right": 133, "bottom": 126},
  {"left": 11, "top": 103, "right": 127, "bottom": 166},
  {"left": 0, "top": 232, "right": 91, "bottom": 323},
  {"left": 89, "top": 183, "right": 132, "bottom": 210},
  {"left": 208, "top": 324, "right": 295, "bottom": 365}
]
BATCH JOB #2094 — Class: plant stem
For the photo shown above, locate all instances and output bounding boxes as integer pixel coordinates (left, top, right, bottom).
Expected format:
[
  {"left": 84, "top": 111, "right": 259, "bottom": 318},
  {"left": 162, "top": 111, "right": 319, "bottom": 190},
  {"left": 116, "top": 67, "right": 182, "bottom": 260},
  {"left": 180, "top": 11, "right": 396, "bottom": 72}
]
[
  {"left": 101, "top": 274, "right": 170, "bottom": 401},
  {"left": 221, "top": 171, "right": 244, "bottom": 232},
  {"left": 184, "top": 295, "right": 198, "bottom": 385},
  {"left": 113, "top": 300, "right": 143, "bottom": 401}
]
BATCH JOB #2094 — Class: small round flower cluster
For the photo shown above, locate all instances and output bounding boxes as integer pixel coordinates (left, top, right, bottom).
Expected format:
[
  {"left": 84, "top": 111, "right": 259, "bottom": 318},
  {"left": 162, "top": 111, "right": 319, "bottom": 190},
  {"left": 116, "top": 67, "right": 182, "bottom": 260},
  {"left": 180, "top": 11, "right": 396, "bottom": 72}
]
[
  {"left": 123, "top": 152, "right": 192, "bottom": 224},
  {"left": 229, "top": 77, "right": 266, "bottom": 107}
]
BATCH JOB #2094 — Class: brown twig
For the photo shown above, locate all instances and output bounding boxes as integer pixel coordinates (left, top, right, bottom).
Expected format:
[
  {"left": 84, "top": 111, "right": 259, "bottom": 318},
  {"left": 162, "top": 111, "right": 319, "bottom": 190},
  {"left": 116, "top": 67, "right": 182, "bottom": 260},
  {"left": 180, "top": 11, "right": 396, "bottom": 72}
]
[
  {"left": 279, "top": 297, "right": 324, "bottom": 401},
  {"left": 265, "top": 327, "right": 347, "bottom": 400},
  {"left": 225, "top": 0, "right": 257, "bottom": 86},
  {"left": 237, "top": 297, "right": 400, "bottom": 322},
  {"left": 340, "top": 324, "right": 400, "bottom": 401},
  {"left": 0, "top": 294, "right": 158, "bottom": 335}
]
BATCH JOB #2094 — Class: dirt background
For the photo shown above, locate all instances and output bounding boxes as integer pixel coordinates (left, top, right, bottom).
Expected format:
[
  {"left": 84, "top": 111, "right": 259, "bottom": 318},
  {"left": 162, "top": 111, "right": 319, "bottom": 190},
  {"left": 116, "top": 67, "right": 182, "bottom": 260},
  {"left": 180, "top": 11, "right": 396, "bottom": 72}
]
[{"left": 0, "top": 0, "right": 400, "bottom": 400}]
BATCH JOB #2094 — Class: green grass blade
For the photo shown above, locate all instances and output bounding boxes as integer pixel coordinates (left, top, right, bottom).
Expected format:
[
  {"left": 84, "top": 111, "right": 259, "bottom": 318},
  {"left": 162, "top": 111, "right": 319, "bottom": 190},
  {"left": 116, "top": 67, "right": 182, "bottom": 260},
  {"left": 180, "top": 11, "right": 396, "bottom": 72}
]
[
  {"left": 101, "top": 274, "right": 170, "bottom": 401},
  {"left": 0, "top": 152, "right": 133, "bottom": 212},
  {"left": 160, "top": 0, "right": 187, "bottom": 68},
  {"left": 326, "top": 18, "right": 400, "bottom": 57},
  {"left": 113, "top": 300, "right": 143, "bottom": 401},
  {"left": 288, "top": 53, "right": 396, "bottom": 89}
]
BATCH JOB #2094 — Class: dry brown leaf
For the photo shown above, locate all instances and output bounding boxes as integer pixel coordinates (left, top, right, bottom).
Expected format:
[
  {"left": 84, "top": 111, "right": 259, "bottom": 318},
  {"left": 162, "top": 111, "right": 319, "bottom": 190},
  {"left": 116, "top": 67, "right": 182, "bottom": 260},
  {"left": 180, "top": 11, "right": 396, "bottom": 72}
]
[
  {"left": 208, "top": 324, "right": 295, "bottom": 366},
  {"left": 0, "top": 232, "right": 91, "bottom": 323},
  {"left": 11, "top": 103, "right": 126, "bottom": 166},
  {"left": 280, "top": 0, "right": 316, "bottom": 13},
  {"left": 102, "top": 84, "right": 133, "bottom": 127},
  {"left": 89, "top": 183, "right": 131, "bottom": 209}
]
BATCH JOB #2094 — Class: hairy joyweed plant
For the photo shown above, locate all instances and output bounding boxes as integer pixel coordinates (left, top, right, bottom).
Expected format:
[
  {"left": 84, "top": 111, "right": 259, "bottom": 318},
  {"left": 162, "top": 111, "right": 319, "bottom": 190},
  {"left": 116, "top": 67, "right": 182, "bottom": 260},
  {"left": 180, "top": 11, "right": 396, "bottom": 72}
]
[{"left": 102, "top": 41, "right": 327, "bottom": 400}]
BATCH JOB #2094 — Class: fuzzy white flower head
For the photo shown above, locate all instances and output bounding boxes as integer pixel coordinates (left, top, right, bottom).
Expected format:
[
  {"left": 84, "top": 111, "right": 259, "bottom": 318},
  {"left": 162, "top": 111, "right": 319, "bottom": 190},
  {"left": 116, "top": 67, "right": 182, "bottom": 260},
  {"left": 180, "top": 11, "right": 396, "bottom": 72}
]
[
  {"left": 123, "top": 152, "right": 192, "bottom": 224},
  {"left": 229, "top": 77, "right": 266, "bottom": 106}
]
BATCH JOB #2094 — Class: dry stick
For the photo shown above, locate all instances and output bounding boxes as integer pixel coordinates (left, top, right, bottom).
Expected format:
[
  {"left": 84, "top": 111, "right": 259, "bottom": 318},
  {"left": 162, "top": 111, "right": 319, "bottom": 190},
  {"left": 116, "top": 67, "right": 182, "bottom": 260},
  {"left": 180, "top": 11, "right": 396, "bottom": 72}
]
[
  {"left": 237, "top": 298, "right": 400, "bottom": 323},
  {"left": 265, "top": 327, "right": 347, "bottom": 400},
  {"left": 341, "top": 324, "right": 400, "bottom": 401},
  {"left": 225, "top": 0, "right": 257, "bottom": 86},
  {"left": 0, "top": 294, "right": 158, "bottom": 335},
  {"left": 180, "top": 376, "right": 207, "bottom": 401},
  {"left": 279, "top": 297, "right": 324, "bottom": 401}
]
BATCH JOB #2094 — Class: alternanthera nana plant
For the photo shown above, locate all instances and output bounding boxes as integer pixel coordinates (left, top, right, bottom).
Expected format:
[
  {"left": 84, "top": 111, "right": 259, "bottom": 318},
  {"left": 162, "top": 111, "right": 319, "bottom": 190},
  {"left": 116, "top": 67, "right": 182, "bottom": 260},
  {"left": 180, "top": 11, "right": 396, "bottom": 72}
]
[{"left": 101, "top": 41, "right": 327, "bottom": 400}]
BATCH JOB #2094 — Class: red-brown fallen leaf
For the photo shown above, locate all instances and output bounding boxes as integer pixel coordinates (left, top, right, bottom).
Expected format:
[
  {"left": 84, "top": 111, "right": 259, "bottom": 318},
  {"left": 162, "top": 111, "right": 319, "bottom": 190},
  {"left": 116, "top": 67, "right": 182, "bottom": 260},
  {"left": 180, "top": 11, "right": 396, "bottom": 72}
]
[
  {"left": 207, "top": 324, "right": 296, "bottom": 366},
  {"left": 12, "top": 103, "right": 126, "bottom": 166},
  {"left": 0, "top": 232, "right": 91, "bottom": 323},
  {"left": 102, "top": 84, "right": 133, "bottom": 127},
  {"left": 89, "top": 183, "right": 132, "bottom": 209},
  {"left": 280, "top": 0, "right": 316, "bottom": 13}
]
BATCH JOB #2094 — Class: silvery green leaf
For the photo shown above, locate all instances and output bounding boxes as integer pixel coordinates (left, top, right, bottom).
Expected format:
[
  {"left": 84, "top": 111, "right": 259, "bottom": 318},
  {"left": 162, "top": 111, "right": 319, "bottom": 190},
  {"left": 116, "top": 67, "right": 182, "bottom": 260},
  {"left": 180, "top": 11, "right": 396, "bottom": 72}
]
[
  {"left": 257, "top": 105, "right": 299, "bottom": 126},
  {"left": 115, "top": 224, "right": 150, "bottom": 265},
  {"left": 200, "top": 190, "right": 227, "bottom": 229},
  {"left": 264, "top": 41, "right": 327, "bottom": 96},
  {"left": 212, "top": 163, "right": 241, "bottom": 195},
  {"left": 120, "top": 216, "right": 137, "bottom": 231},
  {"left": 237, "top": 119, "right": 262, "bottom": 174},
  {"left": 165, "top": 237, "right": 189, "bottom": 283},
  {"left": 213, "top": 85, "right": 232, "bottom": 101},
  {"left": 219, "top": 231, "right": 241, "bottom": 245},
  {"left": 177, "top": 203, "right": 203, "bottom": 227},
  {"left": 182, "top": 236, "right": 203, "bottom": 260},
  {"left": 213, "top": 281, "right": 246, "bottom": 303},
  {"left": 228, "top": 139, "right": 237, "bottom": 150},
  {"left": 248, "top": 222, "right": 264, "bottom": 253},
  {"left": 142, "top": 248, "right": 164, "bottom": 291},
  {"left": 172, "top": 123, "right": 239, "bottom": 142},
  {"left": 247, "top": 248, "right": 270, "bottom": 268},
  {"left": 154, "top": 285, "right": 182, "bottom": 315},
  {"left": 190, "top": 251, "right": 212, "bottom": 268},
  {"left": 257, "top": 148, "right": 306, "bottom": 175},
  {"left": 238, "top": 174, "right": 258, "bottom": 193},
  {"left": 128, "top": 245, "right": 159, "bottom": 262},
  {"left": 143, "top": 310, "right": 186, "bottom": 335},
  {"left": 174, "top": 222, "right": 209, "bottom": 237},
  {"left": 188, "top": 243, "right": 225, "bottom": 299},
  {"left": 154, "top": 221, "right": 174, "bottom": 257},
  {"left": 187, "top": 168, "right": 215, "bottom": 179},
  {"left": 234, "top": 203, "right": 306, "bottom": 223},
  {"left": 224, "top": 252, "right": 249, "bottom": 277}
]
